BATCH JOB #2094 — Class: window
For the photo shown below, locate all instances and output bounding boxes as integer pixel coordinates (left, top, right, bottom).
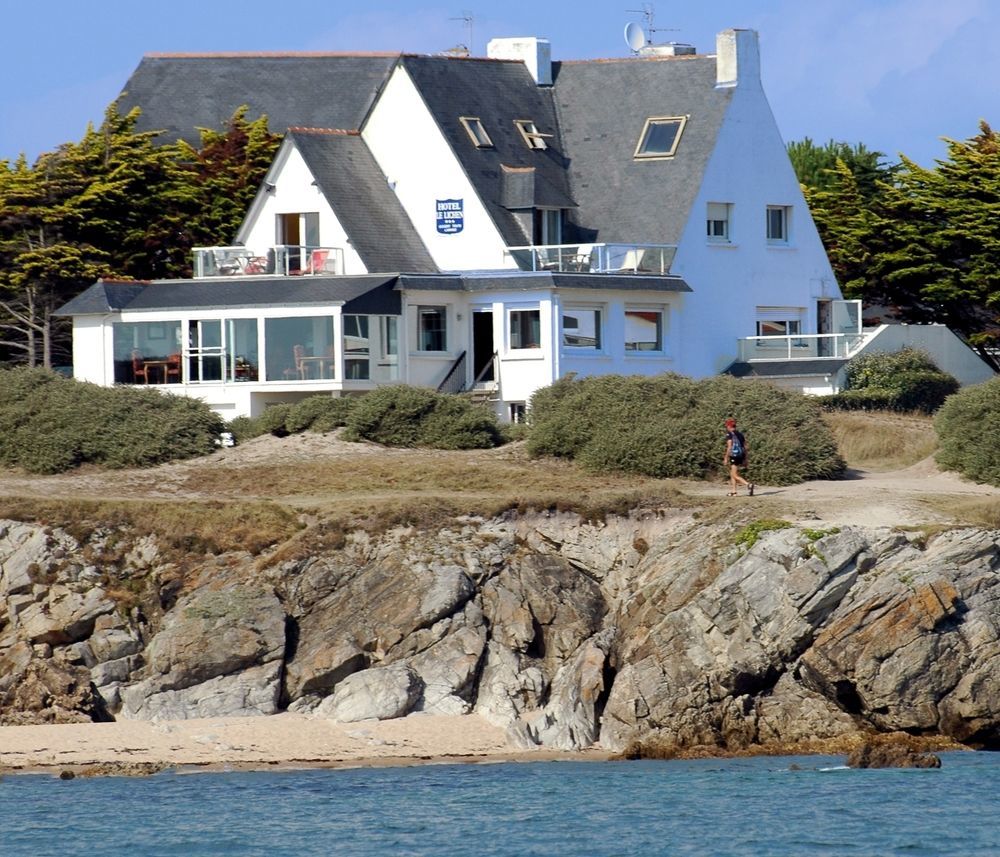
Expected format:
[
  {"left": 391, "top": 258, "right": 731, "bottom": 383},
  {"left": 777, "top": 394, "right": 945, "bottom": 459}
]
[
  {"left": 533, "top": 209, "right": 562, "bottom": 245},
  {"left": 707, "top": 202, "right": 731, "bottom": 243},
  {"left": 766, "top": 205, "right": 790, "bottom": 244},
  {"left": 634, "top": 116, "right": 688, "bottom": 159},
  {"left": 509, "top": 309, "right": 541, "bottom": 349},
  {"left": 509, "top": 402, "right": 527, "bottom": 424},
  {"left": 625, "top": 309, "right": 664, "bottom": 352},
  {"left": 417, "top": 306, "right": 447, "bottom": 351},
  {"left": 264, "top": 315, "right": 335, "bottom": 381},
  {"left": 459, "top": 116, "right": 493, "bottom": 148},
  {"left": 514, "top": 119, "right": 551, "bottom": 150},
  {"left": 756, "top": 319, "right": 801, "bottom": 337},
  {"left": 562, "top": 307, "right": 602, "bottom": 349},
  {"left": 343, "top": 314, "right": 370, "bottom": 380}
]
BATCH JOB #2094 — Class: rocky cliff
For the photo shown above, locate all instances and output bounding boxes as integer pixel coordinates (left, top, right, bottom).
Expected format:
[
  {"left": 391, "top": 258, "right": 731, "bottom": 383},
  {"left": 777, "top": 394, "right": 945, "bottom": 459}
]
[{"left": 1, "top": 510, "right": 997, "bottom": 753}]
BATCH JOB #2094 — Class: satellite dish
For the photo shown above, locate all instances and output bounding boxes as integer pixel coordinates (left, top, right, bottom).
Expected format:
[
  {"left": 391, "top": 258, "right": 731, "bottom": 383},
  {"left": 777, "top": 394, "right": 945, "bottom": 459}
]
[{"left": 624, "top": 21, "right": 646, "bottom": 53}]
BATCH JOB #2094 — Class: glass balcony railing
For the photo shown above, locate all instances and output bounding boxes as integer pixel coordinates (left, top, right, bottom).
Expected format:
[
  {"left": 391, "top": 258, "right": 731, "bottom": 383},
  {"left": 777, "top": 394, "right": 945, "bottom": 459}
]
[
  {"left": 737, "top": 332, "right": 869, "bottom": 362},
  {"left": 503, "top": 242, "right": 677, "bottom": 274},
  {"left": 193, "top": 245, "right": 345, "bottom": 278}
]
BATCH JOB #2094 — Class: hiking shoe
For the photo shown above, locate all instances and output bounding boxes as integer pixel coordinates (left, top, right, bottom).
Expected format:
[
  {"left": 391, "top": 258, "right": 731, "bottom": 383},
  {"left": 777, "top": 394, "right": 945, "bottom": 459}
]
[{"left": 748, "top": 483, "right": 755, "bottom": 497}]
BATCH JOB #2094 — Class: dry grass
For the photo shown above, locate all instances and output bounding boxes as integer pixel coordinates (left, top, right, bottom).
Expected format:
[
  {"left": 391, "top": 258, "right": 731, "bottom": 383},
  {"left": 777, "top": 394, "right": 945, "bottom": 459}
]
[
  {"left": 176, "top": 444, "right": 696, "bottom": 521},
  {"left": 0, "top": 497, "right": 302, "bottom": 557},
  {"left": 823, "top": 410, "right": 937, "bottom": 471},
  {"left": 922, "top": 495, "right": 1000, "bottom": 529}
]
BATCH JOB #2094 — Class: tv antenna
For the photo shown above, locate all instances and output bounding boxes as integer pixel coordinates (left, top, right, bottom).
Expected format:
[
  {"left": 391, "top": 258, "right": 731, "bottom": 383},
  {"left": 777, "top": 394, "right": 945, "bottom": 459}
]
[
  {"left": 625, "top": 3, "right": 677, "bottom": 51},
  {"left": 450, "top": 11, "right": 474, "bottom": 55}
]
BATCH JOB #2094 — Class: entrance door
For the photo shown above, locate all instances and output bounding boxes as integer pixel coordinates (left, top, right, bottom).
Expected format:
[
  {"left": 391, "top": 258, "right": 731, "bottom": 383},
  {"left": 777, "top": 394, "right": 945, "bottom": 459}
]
[{"left": 472, "top": 309, "right": 494, "bottom": 383}]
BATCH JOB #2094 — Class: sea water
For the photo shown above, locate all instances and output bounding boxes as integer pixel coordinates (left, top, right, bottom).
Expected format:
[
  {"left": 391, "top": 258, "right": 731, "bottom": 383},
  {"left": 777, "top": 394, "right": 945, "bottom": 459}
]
[{"left": 1, "top": 753, "right": 998, "bottom": 856}]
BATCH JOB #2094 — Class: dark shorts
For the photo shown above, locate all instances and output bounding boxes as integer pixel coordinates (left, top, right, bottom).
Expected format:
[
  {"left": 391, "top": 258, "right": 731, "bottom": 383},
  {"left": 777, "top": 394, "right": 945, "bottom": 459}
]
[{"left": 729, "top": 455, "right": 746, "bottom": 467}]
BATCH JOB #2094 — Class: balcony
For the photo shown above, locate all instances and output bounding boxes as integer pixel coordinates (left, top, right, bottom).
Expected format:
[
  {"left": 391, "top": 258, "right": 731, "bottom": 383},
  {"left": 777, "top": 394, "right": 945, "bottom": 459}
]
[
  {"left": 503, "top": 242, "right": 677, "bottom": 274},
  {"left": 193, "top": 245, "right": 345, "bottom": 278},
  {"left": 737, "top": 332, "right": 869, "bottom": 362}
]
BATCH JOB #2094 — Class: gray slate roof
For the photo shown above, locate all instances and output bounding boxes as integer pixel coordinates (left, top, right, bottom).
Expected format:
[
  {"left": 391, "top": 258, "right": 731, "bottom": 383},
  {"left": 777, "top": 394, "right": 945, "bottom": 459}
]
[
  {"left": 117, "top": 54, "right": 398, "bottom": 144},
  {"left": 57, "top": 276, "right": 403, "bottom": 316},
  {"left": 402, "top": 56, "right": 576, "bottom": 248},
  {"left": 56, "top": 271, "right": 689, "bottom": 318},
  {"left": 397, "top": 271, "right": 690, "bottom": 292},
  {"left": 724, "top": 359, "right": 849, "bottom": 378},
  {"left": 552, "top": 56, "right": 733, "bottom": 245},
  {"left": 289, "top": 130, "right": 436, "bottom": 273}
]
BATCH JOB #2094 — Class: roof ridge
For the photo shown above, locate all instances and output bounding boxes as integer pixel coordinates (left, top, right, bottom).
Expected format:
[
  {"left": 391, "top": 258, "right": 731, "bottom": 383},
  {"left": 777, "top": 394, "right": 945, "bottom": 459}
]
[
  {"left": 557, "top": 54, "right": 708, "bottom": 65},
  {"left": 145, "top": 51, "right": 401, "bottom": 59},
  {"left": 288, "top": 127, "right": 360, "bottom": 136}
]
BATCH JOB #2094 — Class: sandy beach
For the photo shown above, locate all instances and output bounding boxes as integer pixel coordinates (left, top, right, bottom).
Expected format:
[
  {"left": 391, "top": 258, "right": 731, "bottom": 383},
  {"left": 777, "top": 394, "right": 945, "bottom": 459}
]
[{"left": 0, "top": 713, "right": 608, "bottom": 775}]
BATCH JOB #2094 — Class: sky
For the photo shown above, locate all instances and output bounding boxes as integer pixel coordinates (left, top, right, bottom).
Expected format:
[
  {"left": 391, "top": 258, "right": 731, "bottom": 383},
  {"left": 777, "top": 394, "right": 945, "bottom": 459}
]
[{"left": 2, "top": 0, "right": 998, "bottom": 167}]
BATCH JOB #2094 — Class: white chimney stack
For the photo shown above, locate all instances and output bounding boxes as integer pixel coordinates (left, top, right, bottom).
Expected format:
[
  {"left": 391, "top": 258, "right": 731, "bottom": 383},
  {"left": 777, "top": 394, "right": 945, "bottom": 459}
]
[
  {"left": 715, "top": 29, "right": 761, "bottom": 88},
  {"left": 487, "top": 37, "right": 552, "bottom": 85}
]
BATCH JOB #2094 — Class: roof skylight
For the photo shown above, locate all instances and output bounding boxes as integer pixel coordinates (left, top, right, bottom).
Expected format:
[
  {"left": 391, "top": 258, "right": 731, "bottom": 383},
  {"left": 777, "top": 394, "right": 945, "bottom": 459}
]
[
  {"left": 460, "top": 116, "right": 494, "bottom": 148},
  {"left": 514, "top": 120, "right": 551, "bottom": 150},
  {"left": 634, "top": 116, "right": 688, "bottom": 159}
]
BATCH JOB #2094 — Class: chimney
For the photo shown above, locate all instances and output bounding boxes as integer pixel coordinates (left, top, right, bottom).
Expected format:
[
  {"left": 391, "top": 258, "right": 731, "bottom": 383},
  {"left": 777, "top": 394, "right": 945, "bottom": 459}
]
[
  {"left": 715, "top": 29, "right": 760, "bottom": 88},
  {"left": 487, "top": 37, "right": 552, "bottom": 85}
]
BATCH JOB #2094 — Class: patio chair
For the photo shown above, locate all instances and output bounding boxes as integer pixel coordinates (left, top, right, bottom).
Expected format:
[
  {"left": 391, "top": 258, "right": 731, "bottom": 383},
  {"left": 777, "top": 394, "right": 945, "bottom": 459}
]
[
  {"left": 131, "top": 350, "right": 149, "bottom": 384},
  {"left": 308, "top": 249, "right": 330, "bottom": 274},
  {"left": 166, "top": 352, "right": 182, "bottom": 383},
  {"left": 293, "top": 344, "right": 307, "bottom": 379}
]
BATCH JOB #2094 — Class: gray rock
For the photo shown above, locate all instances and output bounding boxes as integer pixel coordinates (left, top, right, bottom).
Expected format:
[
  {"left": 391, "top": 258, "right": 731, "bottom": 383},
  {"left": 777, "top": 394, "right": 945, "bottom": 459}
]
[
  {"left": 315, "top": 664, "right": 422, "bottom": 722},
  {"left": 121, "top": 662, "right": 282, "bottom": 720}
]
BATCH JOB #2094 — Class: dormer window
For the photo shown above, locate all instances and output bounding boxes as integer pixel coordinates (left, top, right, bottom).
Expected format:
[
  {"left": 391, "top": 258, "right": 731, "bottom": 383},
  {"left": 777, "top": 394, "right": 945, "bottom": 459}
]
[
  {"left": 514, "top": 120, "right": 551, "bottom": 150},
  {"left": 460, "top": 116, "right": 494, "bottom": 148},
  {"left": 634, "top": 116, "right": 688, "bottom": 159}
]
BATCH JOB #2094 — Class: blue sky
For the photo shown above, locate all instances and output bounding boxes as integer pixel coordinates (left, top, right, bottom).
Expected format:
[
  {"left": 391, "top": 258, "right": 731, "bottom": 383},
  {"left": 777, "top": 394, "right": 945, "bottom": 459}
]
[{"left": 2, "top": 0, "right": 997, "bottom": 167}]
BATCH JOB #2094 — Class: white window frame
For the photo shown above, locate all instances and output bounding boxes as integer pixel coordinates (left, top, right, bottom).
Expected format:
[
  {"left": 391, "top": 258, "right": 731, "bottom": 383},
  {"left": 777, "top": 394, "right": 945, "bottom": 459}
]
[
  {"left": 508, "top": 307, "right": 542, "bottom": 351},
  {"left": 561, "top": 305, "right": 604, "bottom": 351},
  {"left": 707, "top": 202, "right": 732, "bottom": 243},
  {"left": 514, "top": 119, "right": 552, "bottom": 150},
  {"left": 416, "top": 305, "right": 448, "bottom": 352},
  {"left": 624, "top": 306, "right": 666, "bottom": 353},
  {"left": 634, "top": 116, "right": 688, "bottom": 160},
  {"left": 459, "top": 116, "right": 494, "bottom": 148},
  {"left": 766, "top": 205, "right": 791, "bottom": 244}
]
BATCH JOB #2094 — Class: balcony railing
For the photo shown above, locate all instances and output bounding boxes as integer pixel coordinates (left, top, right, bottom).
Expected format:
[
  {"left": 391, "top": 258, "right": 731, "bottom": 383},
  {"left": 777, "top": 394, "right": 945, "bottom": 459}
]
[
  {"left": 737, "top": 332, "right": 868, "bottom": 362},
  {"left": 504, "top": 242, "right": 677, "bottom": 274},
  {"left": 193, "top": 245, "right": 345, "bottom": 278}
]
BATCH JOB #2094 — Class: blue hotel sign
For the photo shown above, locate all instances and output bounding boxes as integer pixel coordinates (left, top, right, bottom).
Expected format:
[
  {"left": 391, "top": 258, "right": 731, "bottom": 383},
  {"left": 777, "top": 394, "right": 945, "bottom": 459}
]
[{"left": 436, "top": 198, "right": 464, "bottom": 234}]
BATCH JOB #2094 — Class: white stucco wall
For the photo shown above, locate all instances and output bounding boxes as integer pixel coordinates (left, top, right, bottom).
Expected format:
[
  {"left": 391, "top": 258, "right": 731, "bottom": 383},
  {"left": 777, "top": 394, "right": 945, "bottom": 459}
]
[
  {"left": 362, "top": 65, "right": 514, "bottom": 271},
  {"left": 856, "top": 324, "right": 995, "bottom": 387},
  {"left": 237, "top": 142, "right": 368, "bottom": 275},
  {"left": 670, "top": 69, "right": 841, "bottom": 379},
  {"left": 71, "top": 316, "right": 114, "bottom": 386}
]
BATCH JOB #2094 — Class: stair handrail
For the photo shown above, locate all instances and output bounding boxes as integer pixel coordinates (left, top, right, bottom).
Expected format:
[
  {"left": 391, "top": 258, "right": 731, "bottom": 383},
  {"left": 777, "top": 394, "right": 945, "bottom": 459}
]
[{"left": 436, "top": 350, "right": 467, "bottom": 394}]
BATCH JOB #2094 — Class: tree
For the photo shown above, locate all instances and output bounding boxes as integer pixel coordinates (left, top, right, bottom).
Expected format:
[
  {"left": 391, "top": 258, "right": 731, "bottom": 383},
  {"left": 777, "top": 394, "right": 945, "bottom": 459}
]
[{"left": 0, "top": 102, "right": 280, "bottom": 367}]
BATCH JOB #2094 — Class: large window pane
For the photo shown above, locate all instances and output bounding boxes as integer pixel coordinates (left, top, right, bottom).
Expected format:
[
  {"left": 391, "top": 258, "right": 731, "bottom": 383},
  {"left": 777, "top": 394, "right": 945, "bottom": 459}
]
[
  {"left": 343, "top": 314, "right": 370, "bottom": 380},
  {"left": 112, "top": 321, "right": 183, "bottom": 384},
  {"left": 510, "top": 309, "right": 541, "bottom": 349},
  {"left": 418, "top": 306, "right": 446, "bottom": 352},
  {"left": 625, "top": 310, "right": 663, "bottom": 352},
  {"left": 228, "top": 318, "right": 259, "bottom": 381},
  {"left": 264, "top": 316, "right": 335, "bottom": 381},
  {"left": 562, "top": 308, "right": 602, "bottom": 349}
]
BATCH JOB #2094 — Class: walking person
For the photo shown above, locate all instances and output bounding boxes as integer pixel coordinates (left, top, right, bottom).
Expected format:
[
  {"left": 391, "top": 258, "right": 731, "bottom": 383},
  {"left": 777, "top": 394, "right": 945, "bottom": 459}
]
[{"left": 723, "top": 418, "right": 754, "bottom": 496}]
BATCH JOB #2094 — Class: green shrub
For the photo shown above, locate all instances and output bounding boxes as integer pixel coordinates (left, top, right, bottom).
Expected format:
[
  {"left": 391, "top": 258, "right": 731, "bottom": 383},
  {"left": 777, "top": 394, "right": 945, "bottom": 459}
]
[
  {"left": 0, "top": 368, "right": 224, "bottom": 474},
  {"left": 228, "top": 415, "right": 267, "bottom": 444},
  {"left": 826, "top": 348, "right": 959, "bottom": 414},
  {"left": 257, "top": 404, "right": 293, "bottom": 437},
  {"left": 286, "top": 395, "right": 356, "bottom": 434},
  {"left": 527, "top": 374, "right": 844, "bottom": 485},
  {"left": 934, "top": 376, "right": 1000, "bottom": 486},
  {"left": 343, "top": 385, "right": 502, "bottom": 449}
]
